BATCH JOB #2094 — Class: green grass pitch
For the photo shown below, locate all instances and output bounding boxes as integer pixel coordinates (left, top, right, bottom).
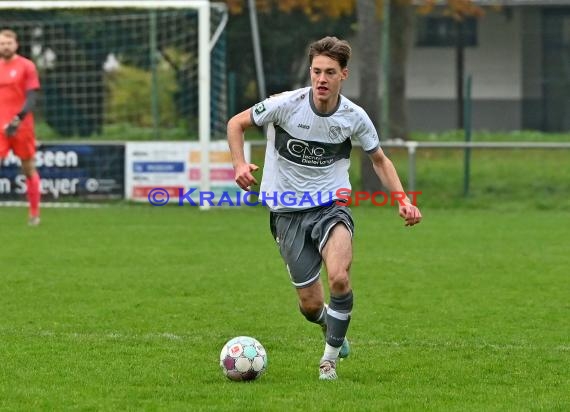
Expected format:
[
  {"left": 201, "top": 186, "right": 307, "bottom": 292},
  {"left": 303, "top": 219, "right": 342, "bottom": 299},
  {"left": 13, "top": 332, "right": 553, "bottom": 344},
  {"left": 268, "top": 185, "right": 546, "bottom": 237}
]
[{"left": 0, "top": 205, "right": 568, "bottom": 411}]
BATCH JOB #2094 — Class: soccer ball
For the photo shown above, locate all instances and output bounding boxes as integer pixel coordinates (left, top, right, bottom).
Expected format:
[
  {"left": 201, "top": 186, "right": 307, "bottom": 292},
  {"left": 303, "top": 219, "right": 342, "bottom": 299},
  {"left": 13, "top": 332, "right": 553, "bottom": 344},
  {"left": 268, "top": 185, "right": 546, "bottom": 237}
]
[{"left": 219, "top": 336, "right": 267, "bottom": 381}]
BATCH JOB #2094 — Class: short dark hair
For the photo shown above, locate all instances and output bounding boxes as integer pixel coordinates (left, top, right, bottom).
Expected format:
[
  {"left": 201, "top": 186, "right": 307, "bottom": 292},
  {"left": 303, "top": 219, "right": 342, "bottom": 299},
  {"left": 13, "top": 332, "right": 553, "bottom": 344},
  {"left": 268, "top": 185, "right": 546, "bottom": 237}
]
[
  {"left": 308, "top": 36, "right": 351, "bottom": 69},
  {"left": 0, "top": 29, "right": 17, "bottom": 40}
]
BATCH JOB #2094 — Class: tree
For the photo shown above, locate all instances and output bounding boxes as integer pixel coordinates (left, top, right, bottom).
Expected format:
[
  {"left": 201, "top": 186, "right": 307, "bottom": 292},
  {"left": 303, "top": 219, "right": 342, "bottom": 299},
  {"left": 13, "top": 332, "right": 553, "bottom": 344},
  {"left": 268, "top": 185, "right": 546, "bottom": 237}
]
[
  {"left": 356, "top": 0, "right": 380, "bottom": 127},
  {"left": 387, "top": 0, "right": 414, "bottom": 140},
  {"left": 356, "top": 0, "right": 383, "bottom": 192},
  {"left": 356, "top": 0, "right": 413, "bottom": 191},
  {"left": 225, "top": 0, "right": 485, "bottom": 192}
]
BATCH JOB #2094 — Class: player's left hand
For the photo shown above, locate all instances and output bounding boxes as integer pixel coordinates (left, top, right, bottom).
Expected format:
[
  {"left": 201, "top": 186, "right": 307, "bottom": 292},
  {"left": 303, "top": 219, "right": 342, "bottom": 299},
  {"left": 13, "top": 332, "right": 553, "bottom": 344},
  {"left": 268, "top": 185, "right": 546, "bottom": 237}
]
[
  {"left": 234, "top": 162, "right": 259, "bottom": 191},
  {"left": 399, "top": 201, "right": 422, "bottom": 227},
  {"left": 4, "top": 115, "right": 21, "bottom": 138}
]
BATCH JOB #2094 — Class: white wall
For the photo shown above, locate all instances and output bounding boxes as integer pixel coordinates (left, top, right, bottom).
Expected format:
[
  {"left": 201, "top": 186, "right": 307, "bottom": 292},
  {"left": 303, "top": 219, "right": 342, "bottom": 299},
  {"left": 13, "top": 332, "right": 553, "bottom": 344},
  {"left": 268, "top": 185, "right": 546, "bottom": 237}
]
[
  {"left": 521, "top": 8, "right": 543, "bottom": 99},
  {"left": 342, "top": 9, "right": 525, "bottom": 100},
  {"left": 407, "top": 10, "right": 523, "bottom": 99}
]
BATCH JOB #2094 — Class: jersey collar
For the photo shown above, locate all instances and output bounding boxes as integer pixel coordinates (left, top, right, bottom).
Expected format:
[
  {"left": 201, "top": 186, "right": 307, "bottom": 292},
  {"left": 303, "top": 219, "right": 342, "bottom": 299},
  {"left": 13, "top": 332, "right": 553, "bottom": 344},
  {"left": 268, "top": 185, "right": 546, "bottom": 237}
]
[{"left": 309, "top": 88, "right": 342, "bottom": 117}]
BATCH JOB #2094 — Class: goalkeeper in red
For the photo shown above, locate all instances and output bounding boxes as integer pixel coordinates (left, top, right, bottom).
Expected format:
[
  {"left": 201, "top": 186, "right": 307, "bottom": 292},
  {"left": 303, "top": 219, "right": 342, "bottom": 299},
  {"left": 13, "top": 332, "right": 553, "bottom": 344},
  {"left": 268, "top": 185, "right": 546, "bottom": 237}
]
[
  {"left": 0, "top": 29, "right": 41, "bottom": 226},
  {"left": 228, "top": 36, "right": 422, "bottom": 380}
]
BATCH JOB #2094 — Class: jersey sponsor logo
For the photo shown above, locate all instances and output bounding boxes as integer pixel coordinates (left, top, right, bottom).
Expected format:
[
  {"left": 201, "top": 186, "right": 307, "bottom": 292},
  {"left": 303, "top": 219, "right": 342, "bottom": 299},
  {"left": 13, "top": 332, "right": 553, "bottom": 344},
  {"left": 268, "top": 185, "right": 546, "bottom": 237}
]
[
  {"left": 275, "top": 126, "right": 351, "bottom": 167},
  {"left": 10, "top": 69, "right": 17, "bottom": 78},
  {"left": 297, "top": 123, "right": 310, "bottom": 129},
  {"left": 287, "top": 139, "right": 325, "bottom": 158},
  {"left": 254, "top": 102, "right": 266, "bottom": 115}
]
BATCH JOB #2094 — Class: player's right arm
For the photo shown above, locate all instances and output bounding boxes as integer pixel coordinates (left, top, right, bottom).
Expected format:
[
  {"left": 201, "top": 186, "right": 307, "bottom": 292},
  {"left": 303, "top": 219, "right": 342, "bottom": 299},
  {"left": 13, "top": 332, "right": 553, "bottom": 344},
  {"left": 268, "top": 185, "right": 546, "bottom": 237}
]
[{"left": 227, "top": 108, "right": 259, "bottom": 191}]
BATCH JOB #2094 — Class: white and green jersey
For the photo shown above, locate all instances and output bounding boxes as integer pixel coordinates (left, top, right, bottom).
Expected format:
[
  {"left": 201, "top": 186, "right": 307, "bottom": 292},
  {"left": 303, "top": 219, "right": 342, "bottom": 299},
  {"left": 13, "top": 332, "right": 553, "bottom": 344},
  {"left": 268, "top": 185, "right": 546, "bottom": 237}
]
[{"left": 251, "top": 87, "right": 380, "bottom": 211}]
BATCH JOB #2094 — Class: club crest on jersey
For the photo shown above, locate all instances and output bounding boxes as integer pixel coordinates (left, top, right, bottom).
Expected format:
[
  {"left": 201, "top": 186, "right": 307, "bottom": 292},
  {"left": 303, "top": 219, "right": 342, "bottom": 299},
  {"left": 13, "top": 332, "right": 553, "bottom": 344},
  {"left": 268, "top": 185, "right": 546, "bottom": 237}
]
[
  {"left": 254, "top": 102, "right": 266, "bottom": 115},
  {"left": 10, "top": 69, "right": 17, "bottom": 78},
  {"left": 329, "top": 126, "right": 347, "bottom": 141}
]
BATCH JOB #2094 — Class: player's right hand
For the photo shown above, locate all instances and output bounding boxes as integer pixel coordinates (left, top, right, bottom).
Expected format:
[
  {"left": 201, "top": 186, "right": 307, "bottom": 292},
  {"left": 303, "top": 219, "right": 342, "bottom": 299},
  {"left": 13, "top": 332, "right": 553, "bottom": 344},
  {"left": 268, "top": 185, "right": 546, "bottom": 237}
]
[
  {"left": 234, "top": 163, "right": 259, "bottom": 191},
  {"left": 4, "top": 115, "right": 21, "bottom": 138}
]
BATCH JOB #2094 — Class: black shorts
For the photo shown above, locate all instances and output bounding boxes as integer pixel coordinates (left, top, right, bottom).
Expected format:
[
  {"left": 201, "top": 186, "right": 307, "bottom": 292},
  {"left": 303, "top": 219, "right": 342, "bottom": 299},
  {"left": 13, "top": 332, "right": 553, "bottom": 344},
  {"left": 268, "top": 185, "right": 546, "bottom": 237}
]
[{"left": 269, "top": 203, "right": 354, "bottom": 288}]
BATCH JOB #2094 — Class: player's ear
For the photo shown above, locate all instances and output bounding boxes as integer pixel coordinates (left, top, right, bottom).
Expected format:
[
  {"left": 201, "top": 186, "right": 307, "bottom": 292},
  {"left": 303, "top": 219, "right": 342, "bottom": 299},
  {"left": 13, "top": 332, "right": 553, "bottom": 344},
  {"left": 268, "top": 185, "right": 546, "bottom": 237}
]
[{"left": 341, "top": 67, "right": 348, "bottom": 80}]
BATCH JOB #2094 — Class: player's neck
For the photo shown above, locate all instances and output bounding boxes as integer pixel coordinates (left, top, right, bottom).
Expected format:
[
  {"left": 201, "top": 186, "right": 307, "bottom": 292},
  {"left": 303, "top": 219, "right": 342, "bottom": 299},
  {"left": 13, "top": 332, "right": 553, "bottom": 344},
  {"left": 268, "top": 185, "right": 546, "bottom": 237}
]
[
  {"left": 1, "top": 54, "right": 17, "bottom": 62},
  {"left": 312, "top": 94, "right": 340, "bottom": 115}
]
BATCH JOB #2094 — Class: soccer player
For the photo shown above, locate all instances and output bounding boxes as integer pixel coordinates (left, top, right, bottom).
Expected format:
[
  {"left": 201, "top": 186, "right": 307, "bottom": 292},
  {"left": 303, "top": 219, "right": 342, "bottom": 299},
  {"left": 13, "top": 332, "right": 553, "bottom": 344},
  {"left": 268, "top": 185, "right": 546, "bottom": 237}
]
[
  {"left": 0, "top": 29, "right": 41, "bottom": 226},
  {"left": 227, "top": 36, "right": 422, "bottom": 380}
]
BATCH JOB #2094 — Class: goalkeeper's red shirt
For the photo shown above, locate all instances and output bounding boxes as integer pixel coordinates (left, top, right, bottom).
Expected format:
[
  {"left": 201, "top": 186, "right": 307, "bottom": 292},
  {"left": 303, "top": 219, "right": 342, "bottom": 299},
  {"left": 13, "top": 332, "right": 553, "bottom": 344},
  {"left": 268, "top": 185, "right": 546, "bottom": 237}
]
[{"left": 0, "top": 55, "right": 40, "bottom": 139}]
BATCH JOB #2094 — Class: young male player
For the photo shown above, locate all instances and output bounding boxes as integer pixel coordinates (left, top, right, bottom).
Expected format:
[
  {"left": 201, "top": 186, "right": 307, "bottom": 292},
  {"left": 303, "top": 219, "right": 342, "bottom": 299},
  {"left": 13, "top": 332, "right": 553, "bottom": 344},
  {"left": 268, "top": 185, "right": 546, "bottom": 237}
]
[
  {"left": 227, "top": 36, "right": 422, "bottom": 380},
  {"left": 0, "top": 29, "right": 41, "bottom": 226}
]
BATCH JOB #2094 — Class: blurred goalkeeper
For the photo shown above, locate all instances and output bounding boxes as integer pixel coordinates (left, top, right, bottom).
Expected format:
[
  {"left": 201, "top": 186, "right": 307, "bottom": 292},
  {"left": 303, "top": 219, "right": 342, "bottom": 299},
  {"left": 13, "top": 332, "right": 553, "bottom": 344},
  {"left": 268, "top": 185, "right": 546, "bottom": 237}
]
[
  {"left": 0, "top": 29, "right": 41, "bottom": 226},
  {"left": 228, "top": 36, "right": 421, "bottom": 381}
]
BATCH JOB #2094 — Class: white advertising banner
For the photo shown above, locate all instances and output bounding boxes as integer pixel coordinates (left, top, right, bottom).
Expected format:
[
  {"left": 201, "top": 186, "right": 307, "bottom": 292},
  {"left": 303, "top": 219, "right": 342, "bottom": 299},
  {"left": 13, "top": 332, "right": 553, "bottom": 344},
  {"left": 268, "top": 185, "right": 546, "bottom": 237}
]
[{"left": 125, "top": 141, "right": 250, "bottom": 205}]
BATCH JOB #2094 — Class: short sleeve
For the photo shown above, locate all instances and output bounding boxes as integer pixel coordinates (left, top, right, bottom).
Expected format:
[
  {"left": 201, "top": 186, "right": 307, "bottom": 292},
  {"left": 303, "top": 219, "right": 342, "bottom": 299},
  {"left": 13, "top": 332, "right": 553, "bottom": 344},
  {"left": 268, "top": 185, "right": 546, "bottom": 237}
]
[
  {"left": 353, "top": 108, "right": 380, "bottom": 153},
  {"left": 250, "top": 91, "right": 293, "bottom": 126}
]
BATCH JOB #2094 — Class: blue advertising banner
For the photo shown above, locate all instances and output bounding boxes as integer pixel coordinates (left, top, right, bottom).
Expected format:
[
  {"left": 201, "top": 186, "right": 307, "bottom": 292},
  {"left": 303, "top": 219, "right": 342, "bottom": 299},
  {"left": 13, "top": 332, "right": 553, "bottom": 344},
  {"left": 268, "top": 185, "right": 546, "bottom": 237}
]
[{"left": 0, "top": 143, "right": 125, "bottom": 201}]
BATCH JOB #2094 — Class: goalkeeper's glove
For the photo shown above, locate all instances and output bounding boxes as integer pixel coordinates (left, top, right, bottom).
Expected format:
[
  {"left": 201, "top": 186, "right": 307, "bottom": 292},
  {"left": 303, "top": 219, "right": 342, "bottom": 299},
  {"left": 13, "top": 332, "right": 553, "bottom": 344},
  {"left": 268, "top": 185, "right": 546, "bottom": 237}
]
[{"left": 4, "top": 115, "right": 22, "bottom": 138}]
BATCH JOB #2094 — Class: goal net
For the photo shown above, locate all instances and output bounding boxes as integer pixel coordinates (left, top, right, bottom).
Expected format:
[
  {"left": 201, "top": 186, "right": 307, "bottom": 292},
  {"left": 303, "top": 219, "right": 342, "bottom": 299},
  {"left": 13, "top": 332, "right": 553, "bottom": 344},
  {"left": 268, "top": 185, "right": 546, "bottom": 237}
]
[{"left": 0, "top": 0, "right": 228, "bottom": 140}]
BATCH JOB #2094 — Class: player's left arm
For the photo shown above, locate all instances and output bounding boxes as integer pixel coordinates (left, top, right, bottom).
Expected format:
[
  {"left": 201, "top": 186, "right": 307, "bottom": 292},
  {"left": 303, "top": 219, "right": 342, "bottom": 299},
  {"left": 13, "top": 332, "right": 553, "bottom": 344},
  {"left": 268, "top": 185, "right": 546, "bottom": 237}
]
[
  {"left": 369, "top": 148, "right": 422, "bottom": 226},
  {"left": 18, "top": 89, "right": 38, "bottom": 119}
]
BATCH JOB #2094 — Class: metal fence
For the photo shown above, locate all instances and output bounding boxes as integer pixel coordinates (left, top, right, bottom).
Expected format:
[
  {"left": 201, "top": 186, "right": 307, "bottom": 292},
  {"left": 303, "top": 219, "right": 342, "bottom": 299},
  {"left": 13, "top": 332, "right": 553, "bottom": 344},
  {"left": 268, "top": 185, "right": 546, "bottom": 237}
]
[{"left": 250, "top": 139, "right": 570, "bottom": 193}]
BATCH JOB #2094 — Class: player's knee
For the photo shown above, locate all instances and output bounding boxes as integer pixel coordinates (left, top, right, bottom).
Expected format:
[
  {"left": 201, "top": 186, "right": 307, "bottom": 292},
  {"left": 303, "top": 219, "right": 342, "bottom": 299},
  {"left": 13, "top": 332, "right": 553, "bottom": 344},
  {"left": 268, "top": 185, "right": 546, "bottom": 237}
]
[
  {"left": 299, "top": 302, "right": 324, "bottom": 323},
  {"left": 328, "top": 271, "right": 350, "bottom": 294},
  {"left": 20, "top": 161, "right": 36, "bottom": 177}
]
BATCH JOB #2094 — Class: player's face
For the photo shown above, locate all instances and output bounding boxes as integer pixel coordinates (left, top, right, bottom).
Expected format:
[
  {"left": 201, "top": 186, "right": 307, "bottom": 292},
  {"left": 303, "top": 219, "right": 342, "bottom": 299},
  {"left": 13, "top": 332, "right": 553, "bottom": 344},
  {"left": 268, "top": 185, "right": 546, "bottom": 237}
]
[
  {"left": 310, "top": 55, "right": 348, "bottom": 109},
  {"left": 0, "top": 35, "right": 18, "bottom": 60}
]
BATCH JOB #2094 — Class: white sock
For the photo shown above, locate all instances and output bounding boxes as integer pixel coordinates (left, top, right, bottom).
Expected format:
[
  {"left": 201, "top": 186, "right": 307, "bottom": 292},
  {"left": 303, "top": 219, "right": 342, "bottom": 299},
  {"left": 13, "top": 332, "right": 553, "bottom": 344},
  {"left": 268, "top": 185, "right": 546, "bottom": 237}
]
[{"left": 322, "top": 343, "right": 341, "bottom": 361}]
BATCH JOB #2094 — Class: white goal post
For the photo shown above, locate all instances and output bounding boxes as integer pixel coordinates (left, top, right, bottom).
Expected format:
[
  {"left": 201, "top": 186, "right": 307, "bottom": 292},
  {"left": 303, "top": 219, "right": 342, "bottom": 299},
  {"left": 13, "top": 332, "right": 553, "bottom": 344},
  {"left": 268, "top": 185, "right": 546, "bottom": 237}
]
[{"left": 0, "top": 0, "right": 227, "bottom": 204}]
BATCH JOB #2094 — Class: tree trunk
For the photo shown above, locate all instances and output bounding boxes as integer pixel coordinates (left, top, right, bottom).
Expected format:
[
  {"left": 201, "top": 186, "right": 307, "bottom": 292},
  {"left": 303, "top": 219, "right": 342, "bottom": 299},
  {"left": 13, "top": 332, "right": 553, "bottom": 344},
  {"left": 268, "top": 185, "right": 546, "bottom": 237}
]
[
  {"left": 356, "top": 0, "right": 380, "bottom": 127},
  {"left": 388, "top": 0, "right": 413, "bottom": 140},
  {"left": 356, "top": 0, "right": 384, "bottom": 192}
]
